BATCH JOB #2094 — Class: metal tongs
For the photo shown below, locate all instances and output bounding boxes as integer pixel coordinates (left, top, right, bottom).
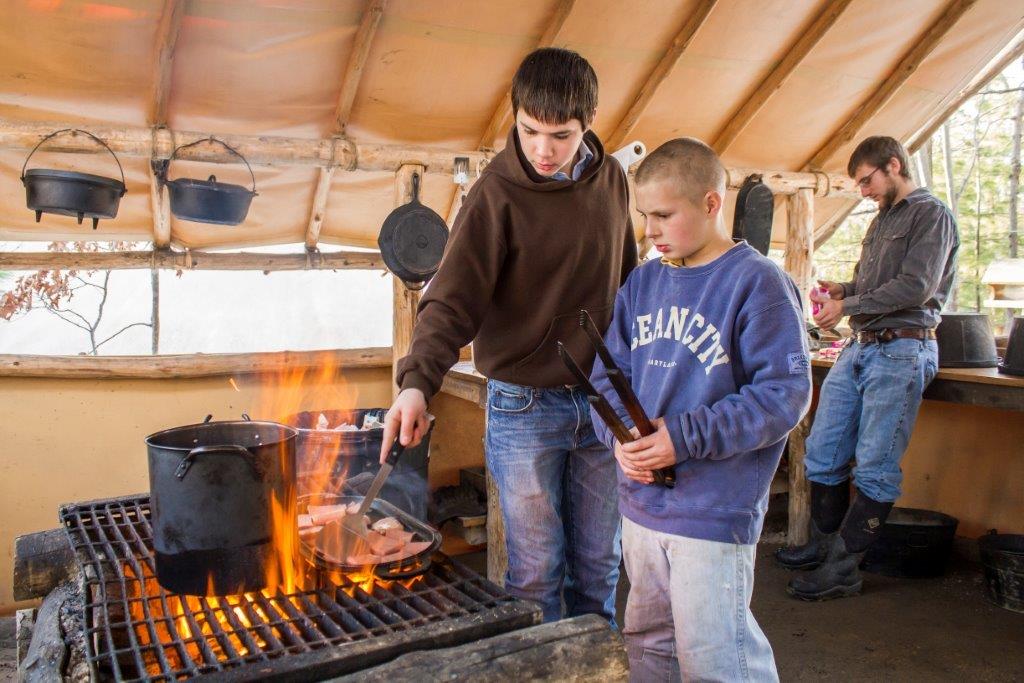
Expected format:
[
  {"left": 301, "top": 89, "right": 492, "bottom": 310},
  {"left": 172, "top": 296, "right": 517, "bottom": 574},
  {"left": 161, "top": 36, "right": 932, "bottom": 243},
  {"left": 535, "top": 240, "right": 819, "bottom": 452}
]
[{"left": 558, "top": 310, "right": 676, "bottom": 489}]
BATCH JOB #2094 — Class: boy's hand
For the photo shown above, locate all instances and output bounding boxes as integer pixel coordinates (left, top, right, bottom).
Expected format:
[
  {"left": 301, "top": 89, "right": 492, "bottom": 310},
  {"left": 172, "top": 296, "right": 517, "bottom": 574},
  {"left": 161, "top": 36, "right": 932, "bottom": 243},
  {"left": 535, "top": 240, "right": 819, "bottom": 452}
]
[
  {"left": 813, "top": 298, "right": 844, "bottom": 330},
  {"left": 614, "top": 427, "right": 653, "bottom": 484},
  {"left": 380, "top": 388, "right": 430, "bottom": 463},
  {"left": 617, "top": 417, "right": 678, "bottom": 479},
  {"left": 816, "top": 280, "right": 845, "bottom": 300}
]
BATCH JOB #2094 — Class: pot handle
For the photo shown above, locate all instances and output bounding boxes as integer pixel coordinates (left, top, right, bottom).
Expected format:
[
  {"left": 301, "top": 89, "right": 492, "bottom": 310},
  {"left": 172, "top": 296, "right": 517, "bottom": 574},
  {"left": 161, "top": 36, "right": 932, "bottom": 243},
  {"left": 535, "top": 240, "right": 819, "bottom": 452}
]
[
  {"left": 175, "top": 444, "right": 257, "bottom": 480},
  {"left": 21, "top": 129, "right": 126, "bottom": 191},
  {"left": 166, "top": 136, "right": 257, "bottom": 194}
]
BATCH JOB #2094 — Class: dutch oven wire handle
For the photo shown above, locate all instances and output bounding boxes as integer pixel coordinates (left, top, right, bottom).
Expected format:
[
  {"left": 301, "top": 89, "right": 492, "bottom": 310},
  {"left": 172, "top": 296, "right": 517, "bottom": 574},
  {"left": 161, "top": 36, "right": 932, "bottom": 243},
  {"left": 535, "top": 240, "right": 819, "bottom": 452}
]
[
  {"left": 21, "top": 128, "right": 126, "bottom": 191},
  {"left": 167, "top": 136, "right": 258, "bottom": 194},
  {"left": 175, "top": 444, "right": 258, "bottom": 480}
]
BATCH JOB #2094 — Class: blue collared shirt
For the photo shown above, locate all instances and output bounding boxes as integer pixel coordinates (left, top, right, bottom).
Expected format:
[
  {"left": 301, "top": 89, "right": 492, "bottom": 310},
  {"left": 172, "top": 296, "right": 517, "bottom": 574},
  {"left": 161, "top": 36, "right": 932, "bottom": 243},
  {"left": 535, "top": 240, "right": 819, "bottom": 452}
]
[{"left": 551, "top": 141, "right": 594, "bottom": 181}]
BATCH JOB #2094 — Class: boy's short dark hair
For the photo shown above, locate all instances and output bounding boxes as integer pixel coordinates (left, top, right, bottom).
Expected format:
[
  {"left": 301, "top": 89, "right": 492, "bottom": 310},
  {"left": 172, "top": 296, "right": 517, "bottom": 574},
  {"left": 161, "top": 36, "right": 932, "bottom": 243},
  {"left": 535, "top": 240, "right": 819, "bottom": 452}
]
[
  {"left": 847, "top": 136, "right": 912, "bottom": 179},
  {"left": 635, "top": 138, "right": 727, "bottom": 205},
  {"left": 511, "top": 47, "right": 598, "bottom": 128}
]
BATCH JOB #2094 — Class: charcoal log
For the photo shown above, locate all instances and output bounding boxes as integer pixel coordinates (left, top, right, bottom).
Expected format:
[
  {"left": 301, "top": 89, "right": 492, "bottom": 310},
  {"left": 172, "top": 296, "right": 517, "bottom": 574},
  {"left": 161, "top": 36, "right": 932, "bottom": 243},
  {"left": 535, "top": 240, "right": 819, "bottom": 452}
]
[{"left": 13, "top": 528, "right": 76, "bottom": 600}]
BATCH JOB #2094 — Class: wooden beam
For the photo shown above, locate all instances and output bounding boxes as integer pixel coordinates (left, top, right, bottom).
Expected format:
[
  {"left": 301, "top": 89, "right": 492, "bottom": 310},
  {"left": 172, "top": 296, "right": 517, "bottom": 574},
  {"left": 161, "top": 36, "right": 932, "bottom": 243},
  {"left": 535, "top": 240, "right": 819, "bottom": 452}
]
[
  {"left": 476, "top": 0, "right": 576, "bottom": 151},
  {"left": 305, "top": 0, "right": 389, "bottom": 250},
  {"left": 605, "top": 0, "right": 717, "bottom": 151},
  {"left": 0, "top": 119, "right": 491, "bottom": 174},
  {"left": 712, "top": 0, "right": 853, "bottom": 155},
  {"left": 723, "top": 166, "right": 859, "bottom": 198},
  {"left": 392, "top": 164, "right": 425, "bottom": 398},
  {"left": 804, "top": 0, "right": 978, "bottom": 170},
  {"left": 0, "top": 249, "right": 384, "bottom": 271},
  {"left": 0, "top": 347, "right": 392, "bottom": 379},
  {"left": 149, "top": 163, "right": 172, "bottom": 248},
  {"left": 149, "top": 0, "right": 186, "bottom": 127},
  {"left": 908, "top": 33, "right": 1024, "bottom": 154},
  {"left": 335, "top": 0, "right": 388, "bottom": 134}
]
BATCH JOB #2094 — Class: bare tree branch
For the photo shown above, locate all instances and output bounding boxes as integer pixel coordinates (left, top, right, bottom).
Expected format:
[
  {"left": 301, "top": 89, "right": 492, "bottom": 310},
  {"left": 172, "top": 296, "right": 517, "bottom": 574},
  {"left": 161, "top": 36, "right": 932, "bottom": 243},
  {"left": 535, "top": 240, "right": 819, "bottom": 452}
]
[{"left": 95, "top": 321, "right": 153, "bottom": 350}]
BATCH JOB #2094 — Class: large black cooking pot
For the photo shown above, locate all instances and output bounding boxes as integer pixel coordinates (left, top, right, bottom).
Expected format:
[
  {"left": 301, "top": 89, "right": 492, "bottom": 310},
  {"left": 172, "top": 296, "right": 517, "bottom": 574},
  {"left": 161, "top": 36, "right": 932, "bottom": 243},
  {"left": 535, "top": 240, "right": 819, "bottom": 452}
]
[
  {"left": 146, "top": 417, "right": 297, "bottom": 596},
  {"left": 158, "top": 137, "right": 258, "bottom": 225},
  {"left": 998, "top": 315, "right": 1024, "bottom": 376},
  {"left": 21, "top": 129, "right": 127, "bottom": 230},
  {"left": 378, "top": 172, "right": 448, "bottom": 290},
  {"left": 936, "top": 312, "right": 999, "bottom": 368}
]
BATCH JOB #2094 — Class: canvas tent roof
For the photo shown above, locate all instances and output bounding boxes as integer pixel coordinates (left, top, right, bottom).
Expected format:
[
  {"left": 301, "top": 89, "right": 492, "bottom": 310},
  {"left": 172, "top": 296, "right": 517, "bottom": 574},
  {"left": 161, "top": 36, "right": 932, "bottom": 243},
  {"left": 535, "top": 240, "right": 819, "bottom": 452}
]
[{"left": 0, "top": 0, "right": 1022, "bottom": 252}]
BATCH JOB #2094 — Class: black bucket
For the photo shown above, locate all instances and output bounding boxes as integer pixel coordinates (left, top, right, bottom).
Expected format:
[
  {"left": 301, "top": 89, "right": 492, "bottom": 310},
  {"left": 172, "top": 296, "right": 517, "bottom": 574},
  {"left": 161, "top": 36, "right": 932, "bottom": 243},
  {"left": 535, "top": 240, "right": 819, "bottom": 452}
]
[
  {"left": 978, "top": 532, "right": 1024, "bottom": 613},
  {"left": 285, "top": 408, "right": 432, "bottom": 520},
  {"left": 861, "top": 507, "right": 958, "bottom": 578}
]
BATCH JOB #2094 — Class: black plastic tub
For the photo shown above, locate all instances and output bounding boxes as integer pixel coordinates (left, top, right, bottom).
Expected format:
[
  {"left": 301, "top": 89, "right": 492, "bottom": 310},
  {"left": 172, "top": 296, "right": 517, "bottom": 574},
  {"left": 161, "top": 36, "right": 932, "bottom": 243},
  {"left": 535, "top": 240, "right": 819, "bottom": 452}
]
[
  {"left": 861, "top": 507, "right": 958, "bottom": 578},
  {"left": 286, "top": 408, "right": 432, "bottom": 520},
  {"left": 978, "top": 532, "right": 1024, "bottom": 613}
]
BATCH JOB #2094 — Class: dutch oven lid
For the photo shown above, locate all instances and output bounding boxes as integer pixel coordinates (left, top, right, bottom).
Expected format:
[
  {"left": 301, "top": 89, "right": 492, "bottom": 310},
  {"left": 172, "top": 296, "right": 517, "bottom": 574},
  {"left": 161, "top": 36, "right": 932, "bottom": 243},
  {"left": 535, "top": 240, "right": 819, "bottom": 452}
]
[
  {"left": 23, "top": 168, "right": 127, "bottom": 192},
  {"left": 378, "top": 173, "right": 449, "bottom": 288},
  {"left": 167, "top": 174, "right": 255, "bottom": 196}
]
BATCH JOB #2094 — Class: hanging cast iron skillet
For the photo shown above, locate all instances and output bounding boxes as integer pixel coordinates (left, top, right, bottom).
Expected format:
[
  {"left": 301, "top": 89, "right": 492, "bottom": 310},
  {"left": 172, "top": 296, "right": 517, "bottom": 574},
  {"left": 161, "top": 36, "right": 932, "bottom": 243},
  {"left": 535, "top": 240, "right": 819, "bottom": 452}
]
[
  {"left": 21, "top": 129, "right": 127, "bottom": 230},
  {"left": 733, "top": 174, "right": 774, "bottom": 256},
  {"left": 378, "top": 172, "right": 449, "bottom": 290},
  {"left": 157, "top": 137, "right": 258, "bottom": 225}
]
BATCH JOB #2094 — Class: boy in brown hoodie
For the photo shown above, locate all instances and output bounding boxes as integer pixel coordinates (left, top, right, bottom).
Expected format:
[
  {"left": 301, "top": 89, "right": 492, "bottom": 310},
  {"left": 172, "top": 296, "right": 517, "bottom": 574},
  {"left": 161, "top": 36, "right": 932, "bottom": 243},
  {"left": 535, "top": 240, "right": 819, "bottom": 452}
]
[{"left": 380, "top": 47, "right": 637, "bottom": 623}]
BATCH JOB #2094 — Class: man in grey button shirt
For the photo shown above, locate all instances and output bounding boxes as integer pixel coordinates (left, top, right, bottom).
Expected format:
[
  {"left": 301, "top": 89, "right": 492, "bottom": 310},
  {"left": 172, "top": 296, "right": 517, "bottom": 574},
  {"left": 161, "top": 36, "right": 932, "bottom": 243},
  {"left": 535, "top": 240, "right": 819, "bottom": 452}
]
[{"left": 778, "top": 136, "right": 959, "bottom": 600}]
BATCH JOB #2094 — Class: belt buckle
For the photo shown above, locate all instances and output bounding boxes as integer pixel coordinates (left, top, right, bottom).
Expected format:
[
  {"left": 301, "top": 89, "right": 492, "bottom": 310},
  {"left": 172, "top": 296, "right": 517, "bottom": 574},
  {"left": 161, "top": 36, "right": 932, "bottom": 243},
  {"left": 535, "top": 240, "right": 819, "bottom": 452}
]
[{"left": 878, "top": 329, "right": 895, "bottom": 343}]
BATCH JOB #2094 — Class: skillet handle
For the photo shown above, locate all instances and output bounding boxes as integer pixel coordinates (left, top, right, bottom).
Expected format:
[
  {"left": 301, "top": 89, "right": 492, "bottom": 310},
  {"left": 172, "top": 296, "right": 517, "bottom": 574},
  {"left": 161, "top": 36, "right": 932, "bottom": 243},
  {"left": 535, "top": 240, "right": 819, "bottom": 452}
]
[{"left": 175, "top": 444, "right": 256, "bottom": 480}]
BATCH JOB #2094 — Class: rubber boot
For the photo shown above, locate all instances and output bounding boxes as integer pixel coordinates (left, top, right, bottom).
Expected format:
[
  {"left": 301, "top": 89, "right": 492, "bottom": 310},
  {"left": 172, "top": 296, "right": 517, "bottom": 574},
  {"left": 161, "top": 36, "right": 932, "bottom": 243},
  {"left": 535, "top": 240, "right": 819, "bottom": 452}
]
[
  {"left": 775, "top": 481, "right": 849, "bottom": 570},
  {"left": 787, "top": 492, "right": 893, "bottom": 600}
]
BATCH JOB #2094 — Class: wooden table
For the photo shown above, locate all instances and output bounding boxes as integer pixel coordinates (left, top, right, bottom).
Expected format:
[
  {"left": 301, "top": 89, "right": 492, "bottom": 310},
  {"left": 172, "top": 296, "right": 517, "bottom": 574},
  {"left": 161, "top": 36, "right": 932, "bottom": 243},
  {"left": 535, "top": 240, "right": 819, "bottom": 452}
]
[{"left": 785, "top": 356, "right": 1024, "bottom": 544}]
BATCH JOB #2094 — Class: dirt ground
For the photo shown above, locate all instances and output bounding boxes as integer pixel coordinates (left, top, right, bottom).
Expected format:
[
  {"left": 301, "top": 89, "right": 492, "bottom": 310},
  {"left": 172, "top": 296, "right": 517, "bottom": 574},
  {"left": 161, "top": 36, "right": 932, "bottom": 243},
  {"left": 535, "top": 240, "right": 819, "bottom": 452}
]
[{"left": 3, "top": 545, "right": 1021, "bottom": 681}]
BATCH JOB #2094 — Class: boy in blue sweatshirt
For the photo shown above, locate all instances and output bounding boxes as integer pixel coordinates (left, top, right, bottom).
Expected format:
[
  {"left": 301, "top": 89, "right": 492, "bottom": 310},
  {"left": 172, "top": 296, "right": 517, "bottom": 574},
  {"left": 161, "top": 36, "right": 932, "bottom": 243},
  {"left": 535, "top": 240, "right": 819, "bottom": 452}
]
[{"left": 590, "top": 138, "right": 811, "bottom": 681}]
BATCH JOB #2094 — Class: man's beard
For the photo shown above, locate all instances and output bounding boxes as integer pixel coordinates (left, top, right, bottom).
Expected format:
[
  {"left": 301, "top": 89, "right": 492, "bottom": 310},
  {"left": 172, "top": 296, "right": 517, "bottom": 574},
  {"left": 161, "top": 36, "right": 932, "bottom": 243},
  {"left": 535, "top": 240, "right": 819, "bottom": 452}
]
[{"left": 879, "top": 181, "right": 898, "bottom": 210}]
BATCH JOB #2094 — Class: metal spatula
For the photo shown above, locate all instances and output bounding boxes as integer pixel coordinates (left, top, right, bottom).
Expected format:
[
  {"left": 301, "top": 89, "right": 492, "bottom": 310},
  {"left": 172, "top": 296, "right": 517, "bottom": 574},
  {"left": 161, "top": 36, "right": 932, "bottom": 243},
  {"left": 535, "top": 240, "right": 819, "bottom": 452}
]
[{"left": 335, "top": 439, "right": 406, "bottom": 558}]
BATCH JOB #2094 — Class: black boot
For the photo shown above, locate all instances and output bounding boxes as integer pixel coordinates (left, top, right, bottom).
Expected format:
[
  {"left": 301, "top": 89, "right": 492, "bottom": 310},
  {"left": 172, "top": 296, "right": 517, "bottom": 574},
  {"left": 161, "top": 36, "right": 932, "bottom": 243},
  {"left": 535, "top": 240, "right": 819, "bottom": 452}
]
[
  {"left": 775, "top": 481, "right": 849, "bottom": 570},
  {"left": 786, "top": 492, "right": 893, "bottom": 601}
]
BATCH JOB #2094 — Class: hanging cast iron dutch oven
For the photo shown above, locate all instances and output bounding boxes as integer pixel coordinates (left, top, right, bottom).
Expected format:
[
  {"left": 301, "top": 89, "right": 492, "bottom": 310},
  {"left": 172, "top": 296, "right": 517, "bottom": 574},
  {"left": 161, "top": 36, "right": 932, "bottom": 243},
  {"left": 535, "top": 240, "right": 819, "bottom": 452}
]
[
  {"left": 158, "top": 137, "right": 258, "bottom": 225},
  {"left": 21, "top": 129, "right": 127, "bottom": 230},
  {"left": 146, "top": 415, "right": 297, "bottom": 596},
  {"left": 378, "top": 172, "right": 449, "bottom": 290}
]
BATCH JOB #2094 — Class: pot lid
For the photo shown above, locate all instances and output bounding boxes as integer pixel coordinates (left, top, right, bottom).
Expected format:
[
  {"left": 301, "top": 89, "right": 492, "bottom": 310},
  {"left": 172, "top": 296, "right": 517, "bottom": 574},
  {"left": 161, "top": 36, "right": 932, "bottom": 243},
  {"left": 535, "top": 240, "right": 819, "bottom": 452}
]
[
  {"left": 23, "top": 168, "right": 126, "bottom": 191},
  {"left": 167, "top": 175, "right": 256, "bottom": 196}
]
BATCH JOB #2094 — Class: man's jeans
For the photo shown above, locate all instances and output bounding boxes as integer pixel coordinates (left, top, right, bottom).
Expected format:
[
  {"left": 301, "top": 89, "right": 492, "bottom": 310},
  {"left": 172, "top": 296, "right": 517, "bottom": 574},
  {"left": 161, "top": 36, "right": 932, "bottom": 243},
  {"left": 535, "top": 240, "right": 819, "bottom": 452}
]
[
  {"left": 622, "top": 517, "right": 779, "bottom": 682},
  {"left": 485, "top": 379, "right": 621, "bottom": 625},
  {"left": 805, "top": 339, "right": 939, "bottom": 502}
]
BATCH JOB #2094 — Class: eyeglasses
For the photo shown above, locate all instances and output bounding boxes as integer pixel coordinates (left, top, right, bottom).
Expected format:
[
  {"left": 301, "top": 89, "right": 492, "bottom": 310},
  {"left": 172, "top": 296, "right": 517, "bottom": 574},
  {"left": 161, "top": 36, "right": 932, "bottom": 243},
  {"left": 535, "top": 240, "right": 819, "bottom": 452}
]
[{"left": 856, "top": 167, "right": 881, "bottom": 188}]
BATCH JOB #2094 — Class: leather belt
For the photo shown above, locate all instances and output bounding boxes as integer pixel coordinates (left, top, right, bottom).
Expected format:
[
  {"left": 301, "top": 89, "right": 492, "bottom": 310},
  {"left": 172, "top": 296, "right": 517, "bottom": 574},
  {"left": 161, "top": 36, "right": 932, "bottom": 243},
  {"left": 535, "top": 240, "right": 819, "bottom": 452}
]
[{"left": 855, "top": 328, "right": 936, "bottom": 344}]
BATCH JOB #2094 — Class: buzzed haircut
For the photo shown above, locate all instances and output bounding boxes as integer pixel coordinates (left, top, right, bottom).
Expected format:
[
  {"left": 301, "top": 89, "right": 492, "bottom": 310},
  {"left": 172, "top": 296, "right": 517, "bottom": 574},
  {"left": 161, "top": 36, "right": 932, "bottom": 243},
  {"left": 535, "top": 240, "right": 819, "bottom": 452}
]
[
  {"left": 511, "top": 47, "right": 598, "bottom": 128},
  {"left": 847, "top": 136, "right": 912, "bottom": 179},
  {"left": 635, "top": 138, "right": 727, "bottom": 205}
]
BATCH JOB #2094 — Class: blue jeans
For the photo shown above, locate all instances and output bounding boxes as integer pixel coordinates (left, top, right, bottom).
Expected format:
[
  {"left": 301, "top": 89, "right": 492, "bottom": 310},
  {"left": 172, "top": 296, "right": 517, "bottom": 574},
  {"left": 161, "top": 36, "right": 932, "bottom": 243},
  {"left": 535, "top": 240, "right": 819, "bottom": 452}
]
[
  {"left": 805, "top": 339, "right": 939, "bottom": 502},
  {"left": 485, "top": 378, "right": 621, "bottom": 625},
  {"left": 622, "top": 517, "right": 778, "bottom": 682}
]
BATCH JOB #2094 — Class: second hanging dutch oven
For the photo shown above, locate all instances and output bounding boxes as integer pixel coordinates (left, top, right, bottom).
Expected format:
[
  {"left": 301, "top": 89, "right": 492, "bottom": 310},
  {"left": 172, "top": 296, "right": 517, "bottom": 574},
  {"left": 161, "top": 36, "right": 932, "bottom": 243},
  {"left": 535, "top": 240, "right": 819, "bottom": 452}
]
[
  {"left": 158, "top": 137, "right": 258, "bottom": 225},
  {"left": 378, "top": 172, "right": 449, "bottom": 289}
]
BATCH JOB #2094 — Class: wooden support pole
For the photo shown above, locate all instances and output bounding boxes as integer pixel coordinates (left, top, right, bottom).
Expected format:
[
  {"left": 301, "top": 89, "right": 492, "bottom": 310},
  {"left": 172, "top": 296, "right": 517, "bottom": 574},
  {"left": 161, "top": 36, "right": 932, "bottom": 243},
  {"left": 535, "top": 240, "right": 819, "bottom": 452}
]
[
  {"left": 392, "top": 164, "right": 425, "bottom": 398},
  {"left": 785, "top": 188, "right": 815, "bottom": 307},
  {"left": 605, "top": 0, "right": 717, "bottom": 151},
  {"left": 0, "top": 249, "right": 384, "bottom": 272},
  {"left": 149, "top": 164, "right": 172, "bottom": 248},
  {"left": 305, "top": 164, "right": 337, "bottom": 249},
  {"left": 804, "top": 0, "right": 977, "bottom": 170},
  {"left": 0, "top": 347, "right": 391, "bottom": 379},
  {"left": 712, "top": 0, "right": 853, "bottom": 155},
  {"left": 784, "top": 188, "right": 815, "bottom": 545}
]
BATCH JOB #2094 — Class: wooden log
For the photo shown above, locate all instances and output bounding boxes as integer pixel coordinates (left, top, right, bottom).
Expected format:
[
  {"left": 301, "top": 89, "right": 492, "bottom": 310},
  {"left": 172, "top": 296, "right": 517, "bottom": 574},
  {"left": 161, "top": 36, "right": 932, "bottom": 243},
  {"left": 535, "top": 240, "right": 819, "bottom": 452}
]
[
  {"left": 712, "top": 0, "right": 854, "bottom": 154},
  {"left": 0, "top": 119, "right": 491, "bottom": 175},
  {"left": 785, "top": 188, "right": 815, "bottom": 307},
  {"left": 335, "top": 0, "right": 388, "bottom": 134},
  {"left": 605, "top": 0, "right": 717, "bottom": 151},
  {"left": 805, "top": 0, "right": 978, "bottom": 170},
  {"left": 304, "top": 165, "right": 336, "bottom": 248},
  {"left": 392, "top": 164, "right": 424, "bottom": 399},
  {"left": 149, "top": 0, "right": 185, "bottom": 127},
  {"left": 149, "top": 162, "right": 172, "bottom": 248},
  {"left": 486, "top": 465, "right": 508, "bottom": 587},
  {"left": 0, "top": 248, "right": 384, "bottom": 272},
  {"left": 787, "top": 413, "right": 813, "bottom": 546},
  {"left": 725, "top": 167, "right": 859, "bottom": 198},
  {"left": 18, "top": 580, "right": 90, "bottom": 683},
  {"left": 333, "top": 614, "right": 628, "bottom": 682},
  {"left": 13, "top": 529, "right": 75, "bottom": 601},
  {"left": 0, "top": 346, "right": 391, "bottom": 379}
]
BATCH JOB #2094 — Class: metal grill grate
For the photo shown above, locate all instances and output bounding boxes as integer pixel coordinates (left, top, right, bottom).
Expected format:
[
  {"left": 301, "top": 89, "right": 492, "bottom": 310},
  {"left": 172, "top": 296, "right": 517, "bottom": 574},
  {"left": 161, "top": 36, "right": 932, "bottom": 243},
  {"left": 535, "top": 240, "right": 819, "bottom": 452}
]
[{"left": 60, "top": 494, "right": 538, "bottom": 682}]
